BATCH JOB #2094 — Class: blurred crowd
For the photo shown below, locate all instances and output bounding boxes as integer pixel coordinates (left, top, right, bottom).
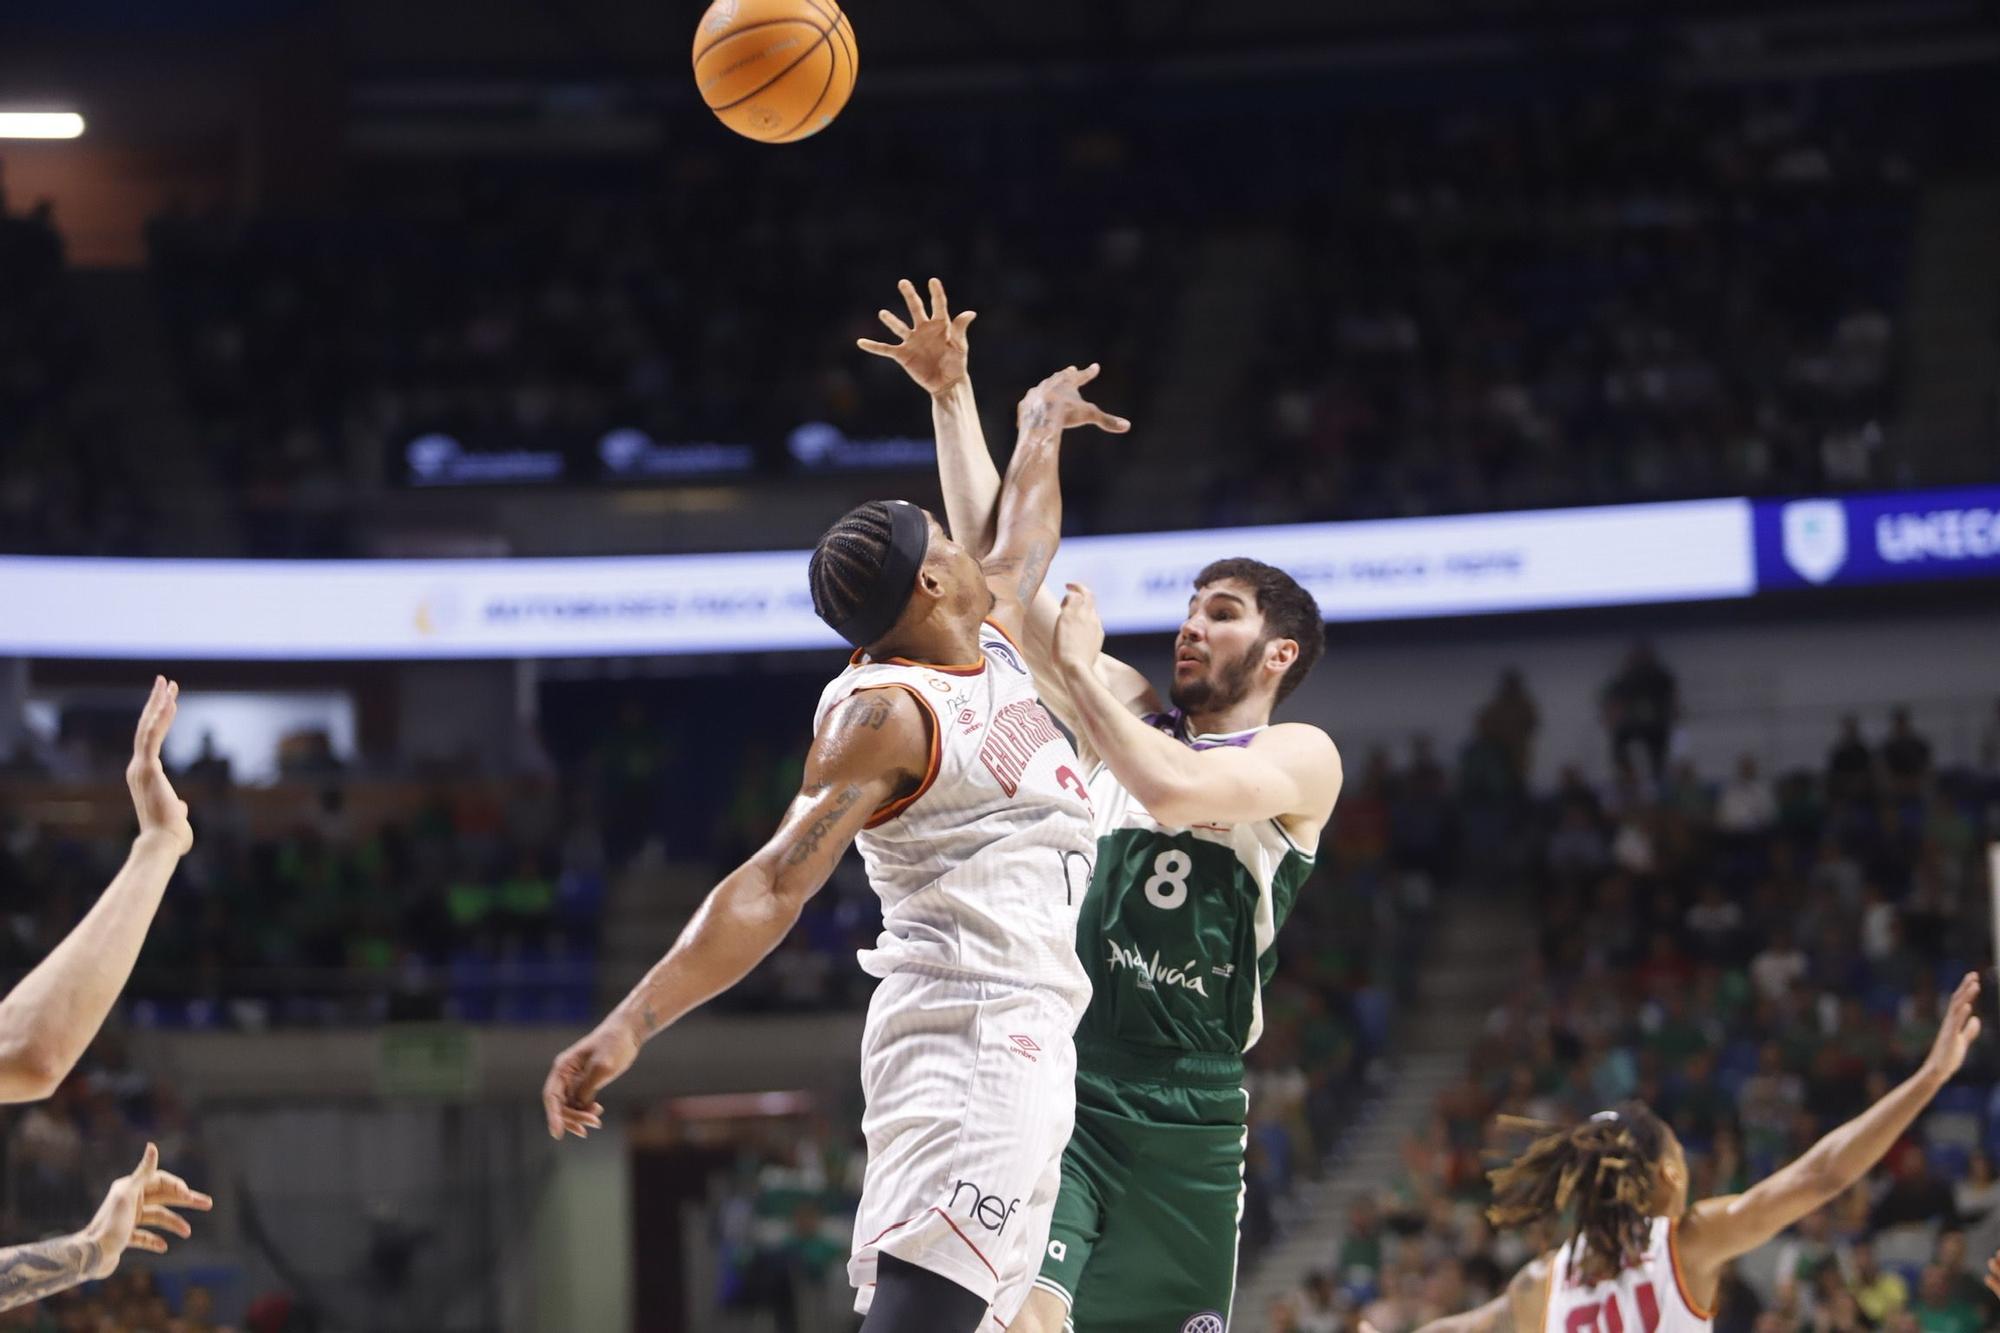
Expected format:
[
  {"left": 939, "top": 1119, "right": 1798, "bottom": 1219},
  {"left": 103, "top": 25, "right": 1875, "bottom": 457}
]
[
  {"left": 3, "top": 64, "right": 1996, "bottom": 558},
  {"left": 0, "top": 741, "right": 607, "bottom": 1031},
  {"left": 1271, "top": 662, "right": 2000, "bottom": 1332},
  {"left": 1228, "top": 79, "right": 1935, "bottom": 525}
]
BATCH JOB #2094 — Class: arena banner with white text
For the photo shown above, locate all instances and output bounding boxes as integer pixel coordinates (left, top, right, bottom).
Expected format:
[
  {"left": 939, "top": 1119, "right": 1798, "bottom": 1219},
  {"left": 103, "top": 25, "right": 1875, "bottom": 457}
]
[
  {"left": 1753, "top": 485, "right": 2000, "bottom": 591},
  {"left": 1, "top": 497, "right": 1759, "bottom": 659}
]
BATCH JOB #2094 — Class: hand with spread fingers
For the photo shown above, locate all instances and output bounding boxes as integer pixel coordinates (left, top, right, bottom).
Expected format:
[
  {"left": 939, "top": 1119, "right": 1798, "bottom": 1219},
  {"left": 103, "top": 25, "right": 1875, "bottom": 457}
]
[
  {"left": 542, "top": 1019, "right": 638, "bottom": 1139},
  {"left": 857, "top": 277, "right": 977, "bottom": 397},
  {"left": 127, "top": 677, "right": 193, "bottom": 856},
  {"left": 82, "top": 1143, "right": 213, "bottom": 1279},
  {"left": 1017, "top": 362, "right": 1130, "bottom": 436}
]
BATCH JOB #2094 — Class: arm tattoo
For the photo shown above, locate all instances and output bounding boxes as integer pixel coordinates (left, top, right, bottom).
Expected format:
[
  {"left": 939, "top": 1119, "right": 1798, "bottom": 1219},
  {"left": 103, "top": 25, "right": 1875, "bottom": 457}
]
[
  {"left": 1022, "top": 403, "right": 1050, "bottom": 431},
  {"left": 783, "top": 784, "right": 864, "bottom": 866},
  {"left": 0, "top": 1236, "right": 97, "bottom": 1311},
  {"left": 845, "top": 696, "right": 893, "bottom": 731},
  {"left": 1014, "top": 537, "right": 1052, "bottom": 604}
]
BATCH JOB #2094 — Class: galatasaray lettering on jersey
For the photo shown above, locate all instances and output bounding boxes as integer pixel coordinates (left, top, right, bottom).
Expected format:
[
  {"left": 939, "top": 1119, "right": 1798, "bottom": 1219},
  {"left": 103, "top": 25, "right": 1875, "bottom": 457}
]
[
  {"left": 813, "top": 621, "right": 1095, "bottom": 1012},
  {"left": 980, "top": 698, "right": 1069, "bottom": 797}
]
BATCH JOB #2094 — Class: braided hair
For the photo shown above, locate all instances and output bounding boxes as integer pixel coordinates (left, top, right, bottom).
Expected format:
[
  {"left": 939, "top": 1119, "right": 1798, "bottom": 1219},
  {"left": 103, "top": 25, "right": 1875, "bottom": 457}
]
[
  {"left": 809, "top": 502, "right": 897, "bottom": 631},
  {"left": 1486, "top": 1101, "right": 1672, "bottom": 1280}
]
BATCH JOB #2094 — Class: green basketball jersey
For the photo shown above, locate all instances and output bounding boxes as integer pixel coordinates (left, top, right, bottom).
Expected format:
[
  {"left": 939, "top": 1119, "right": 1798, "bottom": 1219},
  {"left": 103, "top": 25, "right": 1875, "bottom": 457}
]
[{"left": 1074, "top": 710, "right": 1316, "bottom": 1057}]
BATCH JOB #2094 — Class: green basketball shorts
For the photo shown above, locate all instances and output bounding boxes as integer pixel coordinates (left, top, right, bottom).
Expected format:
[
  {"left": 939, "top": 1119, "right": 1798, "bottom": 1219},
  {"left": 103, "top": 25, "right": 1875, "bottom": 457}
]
[{"left": 1034, "top": 1041, "right": 1248, "bottom": 1333}]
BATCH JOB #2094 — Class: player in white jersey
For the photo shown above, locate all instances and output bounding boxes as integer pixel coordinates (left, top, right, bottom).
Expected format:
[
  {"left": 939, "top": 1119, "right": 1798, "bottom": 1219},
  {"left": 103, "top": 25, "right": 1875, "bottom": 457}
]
[
  {"left": 541, "top": 363, "right": 1128, "bottom": 1333},
  {"left": 1383, "top": 971, "right": 1983, "bottom": 1333}
]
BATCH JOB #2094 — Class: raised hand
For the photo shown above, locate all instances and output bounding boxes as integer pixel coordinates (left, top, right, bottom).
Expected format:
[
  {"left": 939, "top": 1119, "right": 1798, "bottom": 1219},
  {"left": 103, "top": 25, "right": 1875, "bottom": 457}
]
[
  {"left": 857, "top": 277, "right": 976, "bottom": 396},
  {"left": 1017, "top": 363, "right": 1130, "bottom": 436},
  {"left": 1922, "top": 971, "right": 1982, "bottom": 1082},
  {"left": 127, "top": 677, "right": 192, "bottom": 855},
  {"left": 1053, "top": 583, "right": 1108, "bottom": 676},
  {"left": 81, "top": 1143, "right": 213, "bottom": 1279},
  {"left": 542, "top": 1020, "right": 638, "bottom": 1139}
]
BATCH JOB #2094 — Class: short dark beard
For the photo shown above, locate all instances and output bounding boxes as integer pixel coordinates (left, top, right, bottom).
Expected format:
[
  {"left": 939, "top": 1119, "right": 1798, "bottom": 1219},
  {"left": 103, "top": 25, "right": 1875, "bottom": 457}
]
[{"left": 1168, "top": 636, "right": 1266, "bottom": 714}]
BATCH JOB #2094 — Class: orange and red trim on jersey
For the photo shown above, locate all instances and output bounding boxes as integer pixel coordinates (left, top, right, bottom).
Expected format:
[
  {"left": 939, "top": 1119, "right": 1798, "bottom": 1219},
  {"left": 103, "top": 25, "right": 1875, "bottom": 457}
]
[
  {"left": 852, "top": 684, "right": 941, "bottom": 828},
  {"left": 982, "top": 617, "right": 1025, "bottom": 653},
  {"left": 847, "top": 646, "right": 988, "bottom": 676},
  {"left": 1667, "top": 1218, "right": 1716, "bottom": 1320}
]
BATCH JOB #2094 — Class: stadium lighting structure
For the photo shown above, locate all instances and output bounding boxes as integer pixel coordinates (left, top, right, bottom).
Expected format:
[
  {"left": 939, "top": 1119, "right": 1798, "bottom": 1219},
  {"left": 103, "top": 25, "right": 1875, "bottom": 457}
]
[{"left": 0, "top": 112, "right": 86, "bottom": 140}]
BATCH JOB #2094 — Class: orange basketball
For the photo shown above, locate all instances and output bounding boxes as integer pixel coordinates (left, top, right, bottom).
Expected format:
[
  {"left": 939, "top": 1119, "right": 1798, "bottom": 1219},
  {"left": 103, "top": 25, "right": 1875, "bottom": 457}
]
[{"left": 692, "top": 0, "right": 857, "bottom": 144}]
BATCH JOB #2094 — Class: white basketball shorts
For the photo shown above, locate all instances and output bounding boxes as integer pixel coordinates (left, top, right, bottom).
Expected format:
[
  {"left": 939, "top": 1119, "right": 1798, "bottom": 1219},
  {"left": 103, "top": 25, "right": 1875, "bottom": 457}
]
[{"left": 849, "top": 967, "right": 1080, "bottom": 1327}]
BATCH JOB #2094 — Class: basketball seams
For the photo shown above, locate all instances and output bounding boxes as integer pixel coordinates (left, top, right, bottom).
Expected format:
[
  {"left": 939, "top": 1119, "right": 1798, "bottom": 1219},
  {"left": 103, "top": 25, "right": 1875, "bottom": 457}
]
[
  {"left": 692, "top": 15, "right": 817, "bottom": 63},
  {"left": 796, "top": 0, "right": 856, "bottom": 77},
  {"left": 708, "top": 22, "right": 835, "bottom": 114},
  {"left": 773, "top": 17, "right": 841, "bottom": 140}
]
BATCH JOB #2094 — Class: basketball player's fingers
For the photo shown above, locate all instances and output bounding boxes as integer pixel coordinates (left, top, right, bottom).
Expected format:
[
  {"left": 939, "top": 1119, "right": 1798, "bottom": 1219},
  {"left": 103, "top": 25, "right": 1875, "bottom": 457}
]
[
  {"left": 133, "top": 677, "right": 168, "bottom": 759},
  {"left": 898, "top": 278, "right": 926, "bottom": 325},
  {"left": 147, "top": 1172, "right": 213, "bottom": 1211},
  {"left": 127, "top": 1229, "right": 171, "bottom": 1255},
  {"left": 928, "top": 277, "right": 949, "bottom": 322},
  {"left": 1074, "top": 362, "right": 1100, "bottom": 385},
  {"left": 1084, "top": 407, "right": 1131, "bottom": 433},
  {"left": 952, "top": 310, "right": 977, "bottom": 338},
  {"left": 542, "top": 1065, "right": 576, "bottom": 1138},
  {"left": 876, "top": 310, "right": 911, "bottom": 339},
  {"left": 140, "top": 1205, "right": 193, "bottom": 1240},
  {"left": 856, "top": 338, "right": 900, "bottom": 359},
  {"left": 1965, "top": 1016, "right": 1983, "bottom": 1046}
]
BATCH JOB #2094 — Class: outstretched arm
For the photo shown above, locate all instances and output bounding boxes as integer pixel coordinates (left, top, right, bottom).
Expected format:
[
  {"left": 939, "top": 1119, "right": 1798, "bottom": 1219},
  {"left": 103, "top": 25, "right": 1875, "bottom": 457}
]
[
  {"left": 859, "top": 278, "right": 1157, "bottom": 734},
  {"left": 0, "top": 1141, "right": 211, "bottom": 1310},
  {"left": 0, "top": 678, "right": 194, "bottom": 1103},
  {"left": 1680, "top": 971, "right": 1982, "bottom": 1290},
  {"left": 542, "top": 688, "right": 931, "bottom": 1138},
  {"left": 1366, "top": 1256, "right": 1549, "bottom": 1333},
  {"left": 1051, "top": 584, "right": 1342, "bottom": 828}
]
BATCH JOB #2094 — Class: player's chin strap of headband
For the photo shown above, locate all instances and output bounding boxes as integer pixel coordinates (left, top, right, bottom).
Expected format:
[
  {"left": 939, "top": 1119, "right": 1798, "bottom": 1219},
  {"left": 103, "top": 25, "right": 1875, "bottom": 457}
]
[{"left": 832, "top": 501, "right": 931, "bottom": 650}]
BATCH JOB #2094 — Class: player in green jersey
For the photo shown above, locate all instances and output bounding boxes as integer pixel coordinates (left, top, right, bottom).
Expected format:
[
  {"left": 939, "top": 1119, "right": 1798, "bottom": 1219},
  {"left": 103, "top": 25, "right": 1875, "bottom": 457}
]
[{"left": 861, "top": 279, "right": 1344, "bottom": 1333}]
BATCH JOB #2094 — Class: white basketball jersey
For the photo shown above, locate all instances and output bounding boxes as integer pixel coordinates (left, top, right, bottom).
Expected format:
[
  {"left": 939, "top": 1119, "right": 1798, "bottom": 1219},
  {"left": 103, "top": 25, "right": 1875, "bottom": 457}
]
[
  {"left": 813, "top": 620, "right": 1094, "bottom": 1012},
  {"left": 1545, "top": 1217, "right": 1713, "bottom": 1333}
]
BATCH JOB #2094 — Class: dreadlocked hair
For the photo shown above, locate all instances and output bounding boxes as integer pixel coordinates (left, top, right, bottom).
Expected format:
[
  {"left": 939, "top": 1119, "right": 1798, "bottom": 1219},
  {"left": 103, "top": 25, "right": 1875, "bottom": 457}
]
[
  {"left": 809, "top": 502, "right": 896, "bottom": 630},
  {"left": 1486, "top": 1101, "right": 1670, "bottom": 1279}
]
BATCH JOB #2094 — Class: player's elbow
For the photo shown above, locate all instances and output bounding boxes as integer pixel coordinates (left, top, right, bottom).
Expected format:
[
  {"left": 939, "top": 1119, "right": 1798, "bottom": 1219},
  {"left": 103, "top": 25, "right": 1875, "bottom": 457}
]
[{"left": 0, "top": 1035, "right": 69, "bottom": 1103}]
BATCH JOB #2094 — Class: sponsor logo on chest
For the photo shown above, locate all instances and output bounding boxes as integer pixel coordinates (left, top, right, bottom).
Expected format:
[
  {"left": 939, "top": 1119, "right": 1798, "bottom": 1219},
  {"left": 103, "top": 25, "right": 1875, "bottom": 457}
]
[{"left": 1105, "top": 939, "right": 1209, "bottom": 996}]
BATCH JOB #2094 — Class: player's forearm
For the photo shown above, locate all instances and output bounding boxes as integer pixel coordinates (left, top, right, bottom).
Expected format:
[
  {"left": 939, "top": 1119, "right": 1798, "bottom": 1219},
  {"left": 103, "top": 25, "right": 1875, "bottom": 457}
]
[
  {"left": 1060, "top": 659, "right": 1190, "bottom": 803},
  {"left": 606, "top": 858, "right": 806, "bottom": 1043},
  {"left": 932, "top": 379, "right": 1003, "bottom": 559},
  {"left": 0, "top": 1234, "right": 98, "bottom": 1310},
  {"left": 985, "top": 421, "right": 1064, "bottom": 606},
  {"left": 0, "top": 832, "right": 182, "bottom": 1101},
  {"left": 1797, "top": 1062, "right": 1949, "bottom": 1193}
]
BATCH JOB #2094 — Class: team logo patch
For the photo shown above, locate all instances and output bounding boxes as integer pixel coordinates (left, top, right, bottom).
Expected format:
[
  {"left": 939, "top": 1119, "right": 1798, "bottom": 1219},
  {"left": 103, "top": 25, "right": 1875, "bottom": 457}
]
[
  {"left": 1007, "top": 1034, "right": 1040, "bottom": 1061},
  {"left": 1782, "top": 499, "right": 1848, "bottom": 584},
  {"left": 1181, "top": 1315, "right": 1225, "bottom": 1333}
]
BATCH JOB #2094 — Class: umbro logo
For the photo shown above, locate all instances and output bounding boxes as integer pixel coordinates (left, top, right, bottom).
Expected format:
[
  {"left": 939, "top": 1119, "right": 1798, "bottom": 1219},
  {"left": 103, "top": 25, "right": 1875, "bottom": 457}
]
[{"left": 1007, "top": 1034, "right": 1040, "bottom": 1061}]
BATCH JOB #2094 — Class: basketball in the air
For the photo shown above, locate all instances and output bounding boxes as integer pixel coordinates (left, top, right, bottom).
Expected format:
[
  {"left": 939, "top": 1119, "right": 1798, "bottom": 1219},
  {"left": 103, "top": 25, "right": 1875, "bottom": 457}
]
[{"left": 692, "top": 0, "right": 857, "bottom": 144}]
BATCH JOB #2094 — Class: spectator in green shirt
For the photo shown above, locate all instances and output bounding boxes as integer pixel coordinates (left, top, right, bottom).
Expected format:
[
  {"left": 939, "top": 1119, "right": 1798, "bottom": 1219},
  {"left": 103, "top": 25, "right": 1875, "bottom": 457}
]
[{"left": 1910, "top": 1263, "right": 1981, "bottom": 1333}]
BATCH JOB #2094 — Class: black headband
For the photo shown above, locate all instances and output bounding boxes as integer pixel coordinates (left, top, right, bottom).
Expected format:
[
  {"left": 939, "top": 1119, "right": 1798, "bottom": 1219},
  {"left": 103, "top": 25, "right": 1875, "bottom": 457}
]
[{"left": 831, "top": 501, "right": 931, "bottom": 649}]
